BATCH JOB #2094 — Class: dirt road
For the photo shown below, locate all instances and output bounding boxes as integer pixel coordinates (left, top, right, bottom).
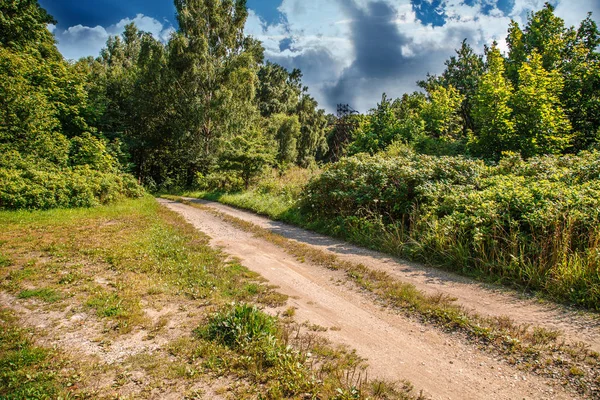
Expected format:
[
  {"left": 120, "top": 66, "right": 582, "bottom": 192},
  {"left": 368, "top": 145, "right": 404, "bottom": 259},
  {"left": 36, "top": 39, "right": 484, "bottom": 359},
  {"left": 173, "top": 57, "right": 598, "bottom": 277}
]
[{"left": 158, "top": 198, "right": 599, "bottom": 400}]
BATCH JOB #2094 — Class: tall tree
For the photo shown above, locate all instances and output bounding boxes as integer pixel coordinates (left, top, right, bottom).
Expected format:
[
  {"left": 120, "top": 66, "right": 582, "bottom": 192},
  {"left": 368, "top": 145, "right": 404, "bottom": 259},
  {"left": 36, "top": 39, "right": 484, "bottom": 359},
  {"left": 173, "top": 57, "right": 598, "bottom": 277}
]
[
  {"left": 0, "top": 0, "right": 99, "bottom": 164},
  {"left": 295, "top": 94, "right": 328, "bottom": 167},
  {"left": 470, "top": 44, "right": 515, "bottom": 160},
  {"left": 256, "top": 62, "right": 302, "bottom": 117},
  {"left": 349, "top": 94, "right": 403, "bottom": 155},
  {"left": 562, "top": 14, "right": 600, "bottom": 150},
  {"left": 421, "top": 85, "right": 464, "bottom": 141},
  {"left": 511, "top": 52, "right": 572, "bottom": 156},
  {"left": 266, "top": 114, "right": 301, "bottom": 166},
  {"left": 505, "top": 20, "right": 527, "bottom": 86},
  {"left": 168, "top": 0, "right": 263, "bottom": 183},
  {"left": 521, "top": 3, "right": 569, "bottom": 72},
  {"left": 440, "top": 39, "right": 484, "bottom": 134}
]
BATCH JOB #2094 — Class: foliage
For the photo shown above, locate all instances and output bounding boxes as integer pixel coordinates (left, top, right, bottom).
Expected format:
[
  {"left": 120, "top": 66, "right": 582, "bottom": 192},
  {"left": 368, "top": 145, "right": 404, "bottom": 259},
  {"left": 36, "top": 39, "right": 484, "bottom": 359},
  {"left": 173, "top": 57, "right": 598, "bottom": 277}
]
[
  {"left": 419, "top": 39, "right": 484, "bottom": 135},
  {"left": 420, "top": 85, "right": 464, "bottom": 141},
  {"left": 511, "top": 52, "right": 572, "bottom": 156},
  {"left": 301, "top": 150, "right": 600, "bottom": 309},
  {"left": 0, "top": 2, "right": 143, "bottom": 210},
  {"left": 266, "top": 114, "right": 301, "bottom": 166},
  {"left": 256, "top": 61, "right": 302, "bottom": 117},
  {"left": 400, "top": 3, "right": 600, "bottom": 158},
  {"left": 0, "top": 160, "right": 143, "bottom": 210},
  {"left": 219, "top": 129, "right": 275, "bottom": 189},
  {"left": 469, "top": 44, "right": 515, "bottom": 160},
  {"left": 350, "top": 94, "right": 405, "bottom": 155},
  {"left": 295, "top": 93, "right": 329, "bottom": 167}
]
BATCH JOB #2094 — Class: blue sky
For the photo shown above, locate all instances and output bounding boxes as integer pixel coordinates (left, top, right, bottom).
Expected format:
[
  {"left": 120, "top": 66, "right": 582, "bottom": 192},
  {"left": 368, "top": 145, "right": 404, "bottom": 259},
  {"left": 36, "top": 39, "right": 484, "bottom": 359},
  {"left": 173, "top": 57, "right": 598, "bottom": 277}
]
[{"left": 41, "top": 0, "right": 599, "bottom": 113}]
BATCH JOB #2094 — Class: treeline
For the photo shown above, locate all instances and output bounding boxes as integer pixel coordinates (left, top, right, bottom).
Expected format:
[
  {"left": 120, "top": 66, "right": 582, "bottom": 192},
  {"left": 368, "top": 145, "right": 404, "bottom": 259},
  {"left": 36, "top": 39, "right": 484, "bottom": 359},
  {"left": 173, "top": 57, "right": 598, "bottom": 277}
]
[
  {"left": 2, "top": 1, "right": 599, "bottom": 209},
  {"left": 0, "top": 0, "right": 144, "bottom": 209},
  {"left": 0, "top": 0, "right": 330, "bottom": 209},
  {"left": 342, "top": 3, "right": 599, "bottom": 161},
  {"left": 79, "top": 1, "right": 328, "bottom": 192}
]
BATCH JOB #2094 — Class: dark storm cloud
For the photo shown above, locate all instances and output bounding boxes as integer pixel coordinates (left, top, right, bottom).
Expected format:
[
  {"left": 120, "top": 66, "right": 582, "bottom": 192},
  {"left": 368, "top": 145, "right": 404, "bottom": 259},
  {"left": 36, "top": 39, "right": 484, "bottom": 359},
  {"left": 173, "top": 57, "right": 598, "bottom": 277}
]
[
  {"left": 323, "top": 1, "right": 413, "bottom": 111},
  {"left": 321, "top": 1, "right": 450, "bottom": 112},
  {"left": 320, "top": 1, "right": 485, "bottom": 112}
]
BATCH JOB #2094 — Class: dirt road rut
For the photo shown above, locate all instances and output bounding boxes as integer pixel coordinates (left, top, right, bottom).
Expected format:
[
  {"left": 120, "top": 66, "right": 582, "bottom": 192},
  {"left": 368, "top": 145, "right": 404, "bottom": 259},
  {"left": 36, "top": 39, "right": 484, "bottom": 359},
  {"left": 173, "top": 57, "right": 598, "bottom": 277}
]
[{"left": 158, "top": 198, "right": 595, "bottom": 400}]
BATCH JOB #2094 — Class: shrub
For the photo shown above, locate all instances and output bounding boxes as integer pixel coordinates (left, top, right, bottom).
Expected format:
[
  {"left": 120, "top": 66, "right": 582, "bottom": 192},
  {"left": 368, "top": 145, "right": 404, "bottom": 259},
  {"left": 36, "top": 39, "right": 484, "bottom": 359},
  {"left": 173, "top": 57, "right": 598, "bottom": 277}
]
[
  {"left": 301, "top": 150, "right": 600, "bottom": 308},
  {"left": 200, "top": 303, "right": 277, "bottom": 349},
  {"left": 0, "top": 163, "right": 144, "bottom": 210}
]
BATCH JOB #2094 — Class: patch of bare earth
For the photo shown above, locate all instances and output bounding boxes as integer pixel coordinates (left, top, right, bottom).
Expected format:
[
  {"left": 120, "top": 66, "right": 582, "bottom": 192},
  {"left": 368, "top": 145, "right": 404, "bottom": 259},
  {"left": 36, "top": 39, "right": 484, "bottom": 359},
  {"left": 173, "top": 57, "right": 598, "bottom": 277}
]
[
  {"left": 0, "top": 290, "right": 229, "bottom": 399},
  {"left": 159, "top": 198, "right": 594, "bottom": 400}
]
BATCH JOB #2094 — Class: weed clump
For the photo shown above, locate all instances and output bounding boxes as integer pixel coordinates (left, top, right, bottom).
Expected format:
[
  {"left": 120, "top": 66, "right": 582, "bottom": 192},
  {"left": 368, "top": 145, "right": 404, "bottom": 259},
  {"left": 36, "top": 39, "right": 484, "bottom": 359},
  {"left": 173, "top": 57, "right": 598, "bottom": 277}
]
[
  {"left": 200, "top": 303, "right": 277, "bottom": 349},
  {"left": 196, "top": 303, "right": 418, "bottom": 399}
]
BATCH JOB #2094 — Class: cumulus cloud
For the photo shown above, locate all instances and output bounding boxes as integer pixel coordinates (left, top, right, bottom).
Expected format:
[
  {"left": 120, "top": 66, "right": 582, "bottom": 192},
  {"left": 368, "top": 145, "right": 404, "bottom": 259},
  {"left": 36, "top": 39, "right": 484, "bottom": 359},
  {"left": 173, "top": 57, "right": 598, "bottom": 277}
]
[
  {"left": 554, "top": 0, "right": 600, "bottom": 28},
  {"left": 49, "top": 0, "right": 598, "bottom": 112},
  {"left": 52, "top": 14, "right": 174, "bottom": 61},
  {"left": 246, "top": 0, "right": 598, "bottom": 113}
]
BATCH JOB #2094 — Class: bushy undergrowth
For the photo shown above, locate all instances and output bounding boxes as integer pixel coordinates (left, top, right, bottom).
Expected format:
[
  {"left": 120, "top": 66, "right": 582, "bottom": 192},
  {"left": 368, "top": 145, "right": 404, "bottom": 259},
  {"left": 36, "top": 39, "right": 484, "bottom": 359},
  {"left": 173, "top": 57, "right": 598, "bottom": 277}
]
[
  {"left": 0, "top": 154, "right": 144, "bottom": 210},
  {"left": 301, "top": 149, "right": 600, "bottom": 309}
]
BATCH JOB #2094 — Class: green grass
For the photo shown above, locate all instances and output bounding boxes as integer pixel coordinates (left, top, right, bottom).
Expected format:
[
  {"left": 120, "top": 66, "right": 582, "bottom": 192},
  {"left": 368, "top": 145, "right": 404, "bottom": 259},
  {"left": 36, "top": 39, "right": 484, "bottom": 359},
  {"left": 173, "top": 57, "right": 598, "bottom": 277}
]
[
  {"left": 0, "top": 309, "right": 72, "bottom": 399},
  {"left": 0, "top": 195, "right": 421, "bottom": 399},
  {"left": 17, "top": 288, "right": 61, "bottom": 303}
]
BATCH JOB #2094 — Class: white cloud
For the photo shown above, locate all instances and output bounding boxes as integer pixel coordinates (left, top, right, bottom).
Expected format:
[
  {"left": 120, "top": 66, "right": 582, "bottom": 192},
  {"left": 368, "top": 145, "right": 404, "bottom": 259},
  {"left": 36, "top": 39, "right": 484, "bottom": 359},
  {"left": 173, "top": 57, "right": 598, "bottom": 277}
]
[
  {"left": 554, "top": 0, "right": 600, "bottom": 28},
  {"left": 246, "top": 0, "right": 599, "bottom": 113},
  {"left": 51, "top": 14, "right": 174, "bottom": 61},
  {"left": 48, "top": 1, "right": 598, "bottom": 111}
]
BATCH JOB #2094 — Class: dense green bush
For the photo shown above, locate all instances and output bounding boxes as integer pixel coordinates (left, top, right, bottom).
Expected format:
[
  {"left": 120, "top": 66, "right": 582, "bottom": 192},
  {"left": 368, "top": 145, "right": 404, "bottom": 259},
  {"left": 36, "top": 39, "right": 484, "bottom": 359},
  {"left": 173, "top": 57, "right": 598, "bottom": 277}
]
[
  {"left": 301, "top": 150, "right": 600, "bottom": 308},
  {"left": 0, "top": 155, "right": 143, "bottom": 210}
]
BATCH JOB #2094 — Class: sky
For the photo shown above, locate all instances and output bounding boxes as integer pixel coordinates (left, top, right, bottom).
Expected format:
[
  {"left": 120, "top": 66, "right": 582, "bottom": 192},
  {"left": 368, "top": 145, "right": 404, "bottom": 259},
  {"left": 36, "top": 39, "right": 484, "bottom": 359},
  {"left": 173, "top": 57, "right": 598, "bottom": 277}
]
[{"left": 41, "top": 0, "right": 600, "bottom": 113}]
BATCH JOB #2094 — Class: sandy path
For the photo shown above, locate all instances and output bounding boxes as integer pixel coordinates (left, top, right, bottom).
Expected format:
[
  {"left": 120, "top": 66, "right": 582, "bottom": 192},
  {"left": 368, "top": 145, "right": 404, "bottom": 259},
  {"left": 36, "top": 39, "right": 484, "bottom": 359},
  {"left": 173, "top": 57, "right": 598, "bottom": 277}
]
[
  {"left": 182, "top": 198, "right": 600, "bottom": 353},
  {"left": 158, "top": 198, "right": 577, "bottom": 400}
]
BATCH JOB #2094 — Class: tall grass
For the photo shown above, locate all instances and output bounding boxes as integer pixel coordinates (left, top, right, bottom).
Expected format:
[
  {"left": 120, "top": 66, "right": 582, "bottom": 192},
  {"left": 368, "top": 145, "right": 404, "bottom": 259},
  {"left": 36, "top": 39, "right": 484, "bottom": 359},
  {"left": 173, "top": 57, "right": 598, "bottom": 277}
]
[{"left": 190, "top": 151, "right": 600, "bottom": 310}]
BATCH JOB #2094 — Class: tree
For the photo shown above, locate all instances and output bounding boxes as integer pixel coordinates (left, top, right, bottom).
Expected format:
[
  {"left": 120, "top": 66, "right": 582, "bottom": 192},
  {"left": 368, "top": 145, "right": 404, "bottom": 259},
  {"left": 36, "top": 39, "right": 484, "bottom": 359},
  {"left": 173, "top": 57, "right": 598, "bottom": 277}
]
[
  {"left": 521, "top": 3, "right": 569, "bottom": 72},
  {"left": 470, "top": 44, "right": 515, "bottom": 160},
  {"left": 220, "top": 129, "right": 274, "bottom": 189},
  {"left": 421, "top": 85, "right": 464, "bottom": 141},
  {"left": 391, "top": 92, "right": 426, "bottom": 144},
  {"left": 440, "top": 39, "right": 484, "bottom": 134},
  {"left": 562, "top": 14, "right": 600, "bottom": 150},
  {"left": 348, "top": 94, "right": 399, "bottom": 155},
  {"left": 295, "top": 94, "right": 328, "bottom": 167},
  {"left": 168, "top": 0, "right": 264, "bottom": 182},
  {"left": 256, "top": 62, "right": 302, "bottom": 117},
  {"left": 0, "top": 0, "right": 102, "bottom": 165},
  {"left": 266, "top": 114, "right": 301, "bottom": 166},
  {"left": 0, "top": 47, "right": 67, "bottom": 166},
  {"left": 511, "top": 52, "right": 572, "bottom": 157},
  {"left": 0, "top": 0, "right": 59, "bottom": 58}
]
